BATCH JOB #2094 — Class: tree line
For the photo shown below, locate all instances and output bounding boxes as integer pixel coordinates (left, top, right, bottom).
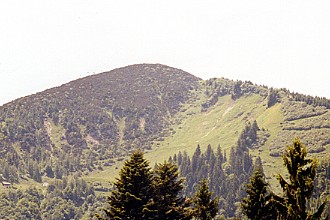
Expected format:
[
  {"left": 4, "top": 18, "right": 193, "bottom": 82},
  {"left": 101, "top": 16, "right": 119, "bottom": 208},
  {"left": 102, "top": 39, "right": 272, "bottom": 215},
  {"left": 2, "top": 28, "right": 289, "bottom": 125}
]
[
  {"left": 96, "top": 149, "right": 218, "bottom": 220},
  {"left": 171, "top": 121, "right": 261, "bottom": 218},
  {"left": 99, "top": 139, "right": 329, "bottom": 219}
]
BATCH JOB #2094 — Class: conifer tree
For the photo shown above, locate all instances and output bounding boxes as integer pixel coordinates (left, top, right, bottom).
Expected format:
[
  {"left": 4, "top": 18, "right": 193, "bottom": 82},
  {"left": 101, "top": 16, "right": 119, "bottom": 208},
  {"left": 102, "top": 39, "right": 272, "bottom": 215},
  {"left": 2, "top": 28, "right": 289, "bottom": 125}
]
[
  {"left": 192, "top": 145, "right": 201, "bottom": 173},
  {"left": 194, "top": 178, "right": 218, "bottom": 220},
  {"left": 275, "top": 139, "right": 327, "bottom": 220},
  {"left": 153, "top": 161, "right": 192, "bottom": 220},
  {"left": 101, "top": 149, "right": 155, "bottom": 220},
  {"left": 254, "top": 157, "right": 263, "bottom": 174},
  {"left": 241, "top": 169, "right": 276, "bottom": 220}
]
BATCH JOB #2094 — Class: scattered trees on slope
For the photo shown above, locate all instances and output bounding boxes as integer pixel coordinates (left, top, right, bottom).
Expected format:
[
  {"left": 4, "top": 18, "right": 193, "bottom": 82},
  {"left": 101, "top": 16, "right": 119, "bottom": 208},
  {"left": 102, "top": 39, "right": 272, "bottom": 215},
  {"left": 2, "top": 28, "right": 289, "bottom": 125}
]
[
  {"left": 0, "top": 176, "right": 96, "bottom": 220},
  {"left": 99, "top": 138, "right": 329, "bottom": 220},
  {"left": 173, "top": 122, "right": 263, "bottom": 218}
]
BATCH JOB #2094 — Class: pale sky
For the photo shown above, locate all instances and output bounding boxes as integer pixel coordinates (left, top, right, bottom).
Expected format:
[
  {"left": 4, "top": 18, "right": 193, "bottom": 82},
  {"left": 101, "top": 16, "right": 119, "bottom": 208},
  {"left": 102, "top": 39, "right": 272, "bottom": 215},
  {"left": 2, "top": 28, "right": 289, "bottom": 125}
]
[{"left": 0, "top": 0, "right": 329, "bottom": 106}]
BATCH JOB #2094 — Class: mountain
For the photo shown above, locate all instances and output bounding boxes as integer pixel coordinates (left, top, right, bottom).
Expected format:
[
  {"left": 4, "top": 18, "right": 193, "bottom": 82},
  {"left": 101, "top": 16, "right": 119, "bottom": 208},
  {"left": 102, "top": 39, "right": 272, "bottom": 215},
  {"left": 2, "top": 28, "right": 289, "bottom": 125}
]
[
  {"left": 0, "top": 63, "right": 329, "bottom": 219},
  {"left": 0, "top": 64, "right": 199, "bottom": 178}
]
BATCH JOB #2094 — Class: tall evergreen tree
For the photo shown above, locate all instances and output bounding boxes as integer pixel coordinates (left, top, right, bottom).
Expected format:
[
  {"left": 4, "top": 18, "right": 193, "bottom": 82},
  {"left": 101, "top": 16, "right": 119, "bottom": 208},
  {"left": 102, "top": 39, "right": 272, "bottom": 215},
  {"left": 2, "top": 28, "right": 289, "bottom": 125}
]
[
  {"left": 101, "top": 149, "right": 155, "bottom": 220},
  {"left": 274, "top": 139, "right": 327, "bottom": 220},
  {"left": 241, "top": 169, "right": 276, "bottom": 220},
  {"left": 192, "top": 145, "right": 201, "bottom": 173},
  {"left": 253, "top": 157, "right": 263, "bottom": 174},
  {"left": 193, "top": 178, "right": 218, "bottom": 220},
  {"left": 153, "top": 161, "right": 192, "bottom": 220}
]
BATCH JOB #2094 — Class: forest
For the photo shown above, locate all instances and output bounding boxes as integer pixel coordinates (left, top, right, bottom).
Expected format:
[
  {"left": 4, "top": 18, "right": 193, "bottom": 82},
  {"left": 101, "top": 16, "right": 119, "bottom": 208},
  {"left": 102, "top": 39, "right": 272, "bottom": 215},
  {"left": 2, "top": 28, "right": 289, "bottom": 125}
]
[
  {"left": 1, "top": 138, "right": 328, "bottom": 219},
  {"left": 0, "top": 64, "right": 329, "bottom": 219},
  {"left": 96, "top": 139, "right": 329, "bottom": 220}
]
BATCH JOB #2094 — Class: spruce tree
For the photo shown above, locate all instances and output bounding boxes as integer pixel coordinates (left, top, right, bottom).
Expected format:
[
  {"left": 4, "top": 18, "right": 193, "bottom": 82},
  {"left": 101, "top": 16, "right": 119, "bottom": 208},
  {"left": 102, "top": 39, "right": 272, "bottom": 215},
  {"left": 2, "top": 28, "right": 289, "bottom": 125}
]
[
  {"left": 194, "top": 178, "right": 218, "bottom": 220},
  {"left": 241, "top": 169, "right": 276, "bottom": 220},
  {"left": 153, "top": 161, "right": 192, "bottom": 220},
  {"left": 102, "top": 149, "right": 155, "bottom": 220},
  {"left": 275, "top": 139, "right": 327, "bottom": 220}
]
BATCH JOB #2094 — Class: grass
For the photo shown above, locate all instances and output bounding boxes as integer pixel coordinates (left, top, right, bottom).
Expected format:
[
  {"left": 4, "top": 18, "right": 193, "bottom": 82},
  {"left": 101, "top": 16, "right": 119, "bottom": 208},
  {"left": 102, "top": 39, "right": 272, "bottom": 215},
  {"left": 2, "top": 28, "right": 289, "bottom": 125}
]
[
  {"left": 11, "top": 92, "right": 329, "bottom": 198},
  {"left": 83, "top": 165, "right": 117, "bottom": 189},
  {"left": 251, "top": 103, "right": 287, "bottom": 191},
  {"left": 48, "top": 119, "right": 66, "bottom": 151},
  {"left": 83, "top": 94, "right": 288, "bottom": 190},
  {"left": 78, "top": 94, "right": 330, "bottom": 198},
  {"left": 0, "top": 177, "right": 44, "bottom": 193},
  {"left": 145, "top": 94, "right": 266, "bottom": 164}
]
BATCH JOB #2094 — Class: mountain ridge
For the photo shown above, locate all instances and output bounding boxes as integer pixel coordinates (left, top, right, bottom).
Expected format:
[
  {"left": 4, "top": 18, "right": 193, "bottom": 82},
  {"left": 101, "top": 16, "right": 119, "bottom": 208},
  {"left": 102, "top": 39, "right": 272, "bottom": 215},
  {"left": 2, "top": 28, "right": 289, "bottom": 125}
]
[
  {"left": 0, "top": 64, "right": 200, "bottom": 177},
  {"left": 1, "top": 63, "right": 329, "bottom": 167},
  {"left": 0, "top": 63, "right": 329, "bottom": 219}
]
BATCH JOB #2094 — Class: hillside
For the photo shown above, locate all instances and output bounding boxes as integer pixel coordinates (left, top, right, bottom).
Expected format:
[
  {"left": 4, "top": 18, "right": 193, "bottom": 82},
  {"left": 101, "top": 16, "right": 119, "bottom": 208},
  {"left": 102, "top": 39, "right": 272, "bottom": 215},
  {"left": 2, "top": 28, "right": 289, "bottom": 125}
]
[
  {"left": 0, "top": 63, "right": 329, "bottom": 219},
  {"left": 0, "top": 64, "right": 199, "bottom": 180}
]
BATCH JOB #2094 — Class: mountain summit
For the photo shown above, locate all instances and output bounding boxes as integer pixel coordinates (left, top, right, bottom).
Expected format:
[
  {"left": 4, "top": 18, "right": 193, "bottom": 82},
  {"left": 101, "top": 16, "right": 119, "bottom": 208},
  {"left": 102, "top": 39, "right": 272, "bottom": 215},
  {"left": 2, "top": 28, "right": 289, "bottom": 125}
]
[
  {"left": 0, "top": 64, "right": 200, "bottom": 170},
  {"left": 0, "top": 63, "right": 329, "bottom": 219},
  {"left": 0, "top": 63, "right": 329, "bottom": 171}
]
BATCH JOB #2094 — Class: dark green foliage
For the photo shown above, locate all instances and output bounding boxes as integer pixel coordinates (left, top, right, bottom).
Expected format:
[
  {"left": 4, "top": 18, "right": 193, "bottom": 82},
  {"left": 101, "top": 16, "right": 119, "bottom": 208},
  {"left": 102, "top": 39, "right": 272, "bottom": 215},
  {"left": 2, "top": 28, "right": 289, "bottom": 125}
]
[
  {"left": 254, "top": 157, "right": 264, "bottom": 174},
  {"left": 292, "top": 92, "right": 330, "bottom": 109},
  {"left": 0, "top": 63, "right": 330, "bottom": 219},
  {"left": 104, "top": 149, "right": 155, "bottom": 220},
  {"left": 267, "top": 88, "right": 279, "bottom": 108},
  {"left": 193, "top": 178, "right": 218, "bottom": 220},
  {"left": 153, "top": 161, "right": 192, "bottom": 220},
  {"left": 231, "top": 123, "right": 255, "bottom": 176},
  {"left": 0, "top": 64, "right": 200, "bottom": 185},
  {"left": 237, "top": 121, "right": 259, "bottom": 150},
  {"left": 241, "top": 170, "right": 276, "bottom": 220},
  {"left": 0, "top": 176, "right": 95, "bottom": 219},
  {"left": 314, "top": 161, "right": 330, "bottom": 201},
  {"left": 175, "top": 138, "right": 255, "bottom": 218},
  {"left": 202, "top": 78, "right": 269, "bottom": 110},
  {"left": 231, "top": 81, "right": 243, "bottom": 100},
  {"left": 99, "top": 150, "right": 193, "bottom": 220},
  {"left": 274, "top": 139, "right": 328, "bottom": 220},
  {"left": 202, "top": 77, "right": 330, "bottom": 112},
  {"left": 44, "top": 165, "right": 54, "bottom": 178}
]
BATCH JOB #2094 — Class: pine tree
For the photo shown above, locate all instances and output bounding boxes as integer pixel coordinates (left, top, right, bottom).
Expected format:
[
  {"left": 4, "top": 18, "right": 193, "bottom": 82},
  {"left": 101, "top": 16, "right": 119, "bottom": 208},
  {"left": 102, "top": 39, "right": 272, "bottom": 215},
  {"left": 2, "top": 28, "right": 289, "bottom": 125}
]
[
  {"left": 45, "top": 164, "right": 54, "bottom": 178},
  {"left": 102, "top": 149, "right": 155, "bottom": 220},
  {"left": 254, "top": 157, "right": 263, "bottom": 174},
  {"left": 153, "top": 161, "right": 192, "bottom": 220},
  {"left": 275, "top": 139, "right": 327, "bottom": 220},
  {"left": 192, "top": 145, "right": 201, "bottom": 173},
  {"left": 241, "top": 169, "right": 276, "bottom": 220},
  {"left": 193, "top": 178, "right": 218, "bottom": 220}
]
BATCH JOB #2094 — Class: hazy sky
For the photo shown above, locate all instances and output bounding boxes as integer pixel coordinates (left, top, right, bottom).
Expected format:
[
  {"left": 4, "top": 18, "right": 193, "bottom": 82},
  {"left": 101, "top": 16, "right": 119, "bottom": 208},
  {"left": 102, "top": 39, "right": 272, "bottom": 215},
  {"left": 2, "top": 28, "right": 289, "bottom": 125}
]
[{"left": 1, "top": 0, "right": 329, "bottom": 105}]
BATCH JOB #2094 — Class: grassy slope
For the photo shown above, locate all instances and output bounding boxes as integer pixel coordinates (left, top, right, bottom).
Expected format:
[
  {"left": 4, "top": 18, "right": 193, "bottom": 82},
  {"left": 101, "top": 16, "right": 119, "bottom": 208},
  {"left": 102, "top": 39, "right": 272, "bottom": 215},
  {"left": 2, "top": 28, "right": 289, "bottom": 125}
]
[
  {"left": 3, "top": 90, "right": 326, "bottom": 217},
  {"left": 145, "top": 94, "right": 266, "bottom": 163},
  {"left": 83, "top": 93, "right": 285, "bottom": 191},
  {"left": 252, "top": 103, "right": 286, "bottom": 191},
  {"left": 85, "top": 92, "right": 330, "bottom": 195},
  {"left": 144, "top": 94, "right": 289, "bottom": 191},
  {"left": 7, "top": 88, "right": 327, "bottom": 200}
]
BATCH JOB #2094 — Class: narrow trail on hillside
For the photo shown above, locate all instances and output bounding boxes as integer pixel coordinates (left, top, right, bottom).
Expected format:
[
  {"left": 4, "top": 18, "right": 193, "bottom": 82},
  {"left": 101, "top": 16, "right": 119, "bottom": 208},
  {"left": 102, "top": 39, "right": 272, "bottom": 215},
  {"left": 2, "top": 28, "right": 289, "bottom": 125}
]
[{"left": 200, "top": 99, "right": 235, "bottom": 139}]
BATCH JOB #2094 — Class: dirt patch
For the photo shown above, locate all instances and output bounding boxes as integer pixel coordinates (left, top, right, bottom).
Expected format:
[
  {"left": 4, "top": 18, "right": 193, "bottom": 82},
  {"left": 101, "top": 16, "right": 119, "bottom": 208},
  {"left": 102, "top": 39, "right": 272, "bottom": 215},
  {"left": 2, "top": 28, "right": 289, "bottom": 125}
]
[{"left": 222, "top": 106, "right": 234, "bottom": 116}]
